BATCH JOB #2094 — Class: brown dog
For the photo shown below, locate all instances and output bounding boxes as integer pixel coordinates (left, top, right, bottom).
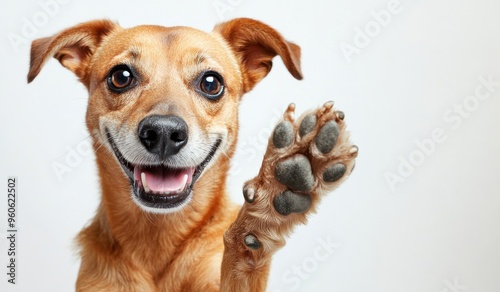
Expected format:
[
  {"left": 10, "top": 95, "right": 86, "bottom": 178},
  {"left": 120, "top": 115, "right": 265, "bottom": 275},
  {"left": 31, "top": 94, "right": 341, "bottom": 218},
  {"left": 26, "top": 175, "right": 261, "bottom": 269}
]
[{"left": 28, "top": 18, "right": 357, "bottom": 291}]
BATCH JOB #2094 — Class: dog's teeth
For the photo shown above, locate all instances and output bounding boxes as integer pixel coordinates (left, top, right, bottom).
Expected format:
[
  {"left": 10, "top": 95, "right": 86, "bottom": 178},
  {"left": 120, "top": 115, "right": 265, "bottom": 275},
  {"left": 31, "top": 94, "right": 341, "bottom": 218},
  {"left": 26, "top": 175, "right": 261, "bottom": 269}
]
[
  {"left": 141, "top": 172, "right": 151, "bottom": 193},
  {"left": 180, "top": 174, "right": 189, "bottom": 191}
]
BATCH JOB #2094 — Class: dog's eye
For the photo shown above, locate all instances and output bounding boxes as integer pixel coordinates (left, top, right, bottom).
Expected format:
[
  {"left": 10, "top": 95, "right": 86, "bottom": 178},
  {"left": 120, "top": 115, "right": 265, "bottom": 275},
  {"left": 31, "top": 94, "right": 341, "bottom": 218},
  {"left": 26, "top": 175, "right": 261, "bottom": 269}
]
[
  {"left": 107, "top": 65, "right": 135, "bottom": 92},
  {"left": 199, "top": 72, "right": 224, "bottom": 100}
]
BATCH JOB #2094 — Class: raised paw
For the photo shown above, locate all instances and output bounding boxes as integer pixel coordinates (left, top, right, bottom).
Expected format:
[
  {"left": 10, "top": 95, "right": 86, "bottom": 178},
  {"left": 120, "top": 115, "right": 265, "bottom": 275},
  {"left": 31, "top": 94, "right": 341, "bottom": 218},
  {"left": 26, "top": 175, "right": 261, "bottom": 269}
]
[
  {"left": 245, "top": 101, "right": 358, "bottom": 219},
  {"left": 224, "top": 101, "right": 357, "bottom": 270}
]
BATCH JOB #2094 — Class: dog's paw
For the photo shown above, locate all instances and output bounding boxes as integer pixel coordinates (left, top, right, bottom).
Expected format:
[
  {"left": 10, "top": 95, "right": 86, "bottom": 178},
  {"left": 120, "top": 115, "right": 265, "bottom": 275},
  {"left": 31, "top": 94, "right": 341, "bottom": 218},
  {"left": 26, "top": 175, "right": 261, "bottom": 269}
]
[
  {"left": 243, "top": 102, "right": 357, "bottom": 222},
  {"left": 226, "top": 102, "right": 357, "bottom": 256}
]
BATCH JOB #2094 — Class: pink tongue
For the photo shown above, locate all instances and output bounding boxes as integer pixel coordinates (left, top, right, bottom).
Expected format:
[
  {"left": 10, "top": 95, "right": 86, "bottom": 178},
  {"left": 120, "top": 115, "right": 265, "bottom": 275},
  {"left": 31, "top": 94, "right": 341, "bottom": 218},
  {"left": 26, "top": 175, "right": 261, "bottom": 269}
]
[{"left": 134, "top": 166, "right": 195, "bottom": 193}]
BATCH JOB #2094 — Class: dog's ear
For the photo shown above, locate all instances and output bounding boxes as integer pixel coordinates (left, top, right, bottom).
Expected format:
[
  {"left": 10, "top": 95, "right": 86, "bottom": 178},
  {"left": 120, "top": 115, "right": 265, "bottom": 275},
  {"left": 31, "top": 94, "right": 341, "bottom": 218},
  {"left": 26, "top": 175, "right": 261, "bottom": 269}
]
[
  {"left": 214, "top": 18, "right": 303, "bottom": 93},
  {"left": 27, "top": 19, "right": 118, "bottom": 84}
]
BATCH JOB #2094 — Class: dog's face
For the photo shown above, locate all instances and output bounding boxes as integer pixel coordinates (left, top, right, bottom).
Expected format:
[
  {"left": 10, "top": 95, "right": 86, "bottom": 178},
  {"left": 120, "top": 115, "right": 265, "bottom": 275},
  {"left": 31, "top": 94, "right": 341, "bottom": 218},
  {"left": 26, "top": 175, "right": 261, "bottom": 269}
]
[
  {"left": 28, "top": 18, "right": 302, "bottom": 213},
  {"left": 86, "top": 25, "right": 244, "bottom": 213}
]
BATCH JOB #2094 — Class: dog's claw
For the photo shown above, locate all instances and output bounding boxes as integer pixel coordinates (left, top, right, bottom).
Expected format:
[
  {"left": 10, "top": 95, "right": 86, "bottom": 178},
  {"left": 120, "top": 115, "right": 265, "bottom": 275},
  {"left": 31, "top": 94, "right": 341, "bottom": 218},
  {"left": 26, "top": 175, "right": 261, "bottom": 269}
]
[
  {"left": 349, "top": 145, "right": 359, "bottom": 156},
  {"left": 244, "top": 234, "right": 261, "bottom": 250},
  {"left": 323, "top": 100, "right": 334, "bottom": 110},
  {"left": 243, "top": 186, "right": 255, "bottom": 203},
  {"left": 336, "top": 111, "right": 345, "bottom": 120},
  {"left": 284, "top": 103, "right": 296, "bottom": 121}
]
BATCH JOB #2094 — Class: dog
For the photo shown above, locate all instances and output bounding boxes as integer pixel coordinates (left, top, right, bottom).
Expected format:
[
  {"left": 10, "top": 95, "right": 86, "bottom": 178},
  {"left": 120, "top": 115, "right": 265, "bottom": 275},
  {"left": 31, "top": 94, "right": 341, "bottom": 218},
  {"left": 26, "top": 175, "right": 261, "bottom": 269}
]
[{"left": 28, "top": 17, "right": 358, "bottom": 291}]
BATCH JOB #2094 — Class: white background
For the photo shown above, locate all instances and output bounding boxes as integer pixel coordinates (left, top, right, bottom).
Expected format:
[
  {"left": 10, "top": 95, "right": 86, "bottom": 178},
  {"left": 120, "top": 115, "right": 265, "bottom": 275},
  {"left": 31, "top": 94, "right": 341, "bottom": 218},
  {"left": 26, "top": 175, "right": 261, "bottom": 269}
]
[{"left": 1, "top": 0, "right": 500, "bottom": 291}]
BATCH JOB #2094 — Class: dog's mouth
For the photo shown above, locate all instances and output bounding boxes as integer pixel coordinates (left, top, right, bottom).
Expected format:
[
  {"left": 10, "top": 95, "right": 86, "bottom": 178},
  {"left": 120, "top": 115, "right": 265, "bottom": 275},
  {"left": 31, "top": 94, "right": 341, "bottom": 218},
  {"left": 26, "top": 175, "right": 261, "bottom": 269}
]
[{"left": 105, "top": 130, "right": 221, "bottom": 210}]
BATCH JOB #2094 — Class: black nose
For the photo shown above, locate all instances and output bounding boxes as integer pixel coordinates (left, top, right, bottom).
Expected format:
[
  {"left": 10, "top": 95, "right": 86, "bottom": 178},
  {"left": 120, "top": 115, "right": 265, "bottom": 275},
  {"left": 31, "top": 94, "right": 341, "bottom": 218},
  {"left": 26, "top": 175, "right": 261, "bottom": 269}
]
[{"left": 138, "top": 115, "right": 188, "bottom": 158}]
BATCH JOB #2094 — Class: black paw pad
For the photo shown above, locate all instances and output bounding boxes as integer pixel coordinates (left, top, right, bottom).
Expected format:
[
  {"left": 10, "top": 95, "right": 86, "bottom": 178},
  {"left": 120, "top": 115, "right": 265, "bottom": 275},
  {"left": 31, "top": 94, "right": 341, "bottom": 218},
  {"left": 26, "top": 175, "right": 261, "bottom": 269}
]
[
  {"left": 273, "top": 190, "right": 312, "bottom": 216},
  {"left": 299, "top": 114, "right": 317, "bottom": 137},
  {"left": 323, "top": 163, "right": 346, "bottom": 183},
  {"left": 315, "top": 120, "right": 339, "bottom": 154},
  {"left": 243, "top": 186, "right": 255, "bottom": 203},
  {"left": 273, "top": 121, "right": 294, "bottom": 148},
  {"left": 244, "top": 234, "right": 261, "bottom": 250},
  {"left": 275, "top": 154, "right": 314, "bottom": 192}
]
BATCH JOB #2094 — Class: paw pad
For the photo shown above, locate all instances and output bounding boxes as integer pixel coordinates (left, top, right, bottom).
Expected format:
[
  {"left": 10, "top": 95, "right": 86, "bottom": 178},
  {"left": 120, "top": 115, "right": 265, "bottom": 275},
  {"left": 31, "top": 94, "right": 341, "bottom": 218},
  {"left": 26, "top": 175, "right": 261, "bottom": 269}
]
[
  {"left": 274, "top": 154, "right": 315, "bottom": 192},
  {"left": 299, "top": 114, "right": 317, "bottom": 137},
  {"left": 323, "top": 163, "right": 346, "bottom": 183},
  {"left": 244, "top": 234, "right": 261, "bottom": 250},
  {"left": 272, "top": 121, "right": 294, "bottom": 149},
  {"left": 273, "top": 190, "right": 312, "bottom": 216},
  {"left": 315, "top": 120, "right": 339, "bottom": 154}
]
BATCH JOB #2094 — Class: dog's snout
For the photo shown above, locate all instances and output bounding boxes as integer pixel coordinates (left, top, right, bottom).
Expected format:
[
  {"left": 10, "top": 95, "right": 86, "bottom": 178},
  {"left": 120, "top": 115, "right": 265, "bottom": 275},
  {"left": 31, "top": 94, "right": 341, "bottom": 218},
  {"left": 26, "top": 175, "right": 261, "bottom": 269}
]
[{"left": 138, "top": 115, "right": 188, "bottom": 158}]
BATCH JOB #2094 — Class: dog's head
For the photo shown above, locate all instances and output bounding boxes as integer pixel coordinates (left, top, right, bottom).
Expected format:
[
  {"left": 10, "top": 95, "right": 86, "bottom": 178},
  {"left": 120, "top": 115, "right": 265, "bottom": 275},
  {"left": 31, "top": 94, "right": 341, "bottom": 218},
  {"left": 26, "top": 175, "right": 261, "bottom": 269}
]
[{"left": 28, "top": 18, "right": 302, "bottom": 213}]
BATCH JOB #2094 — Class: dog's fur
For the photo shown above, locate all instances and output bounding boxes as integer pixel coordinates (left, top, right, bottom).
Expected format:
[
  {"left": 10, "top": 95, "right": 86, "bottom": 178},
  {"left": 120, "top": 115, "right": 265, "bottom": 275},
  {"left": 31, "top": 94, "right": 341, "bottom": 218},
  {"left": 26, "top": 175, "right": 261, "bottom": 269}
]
[{"left": 28, "top": 18, "right": 356, "bottom": 291}]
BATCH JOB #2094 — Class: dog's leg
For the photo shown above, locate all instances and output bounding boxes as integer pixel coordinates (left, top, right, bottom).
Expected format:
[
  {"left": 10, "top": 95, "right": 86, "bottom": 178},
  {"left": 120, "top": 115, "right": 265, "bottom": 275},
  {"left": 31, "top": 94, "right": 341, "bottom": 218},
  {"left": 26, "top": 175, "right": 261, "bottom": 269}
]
[{"left": 220, "top": 102, "right": 357, "bottom": 292}]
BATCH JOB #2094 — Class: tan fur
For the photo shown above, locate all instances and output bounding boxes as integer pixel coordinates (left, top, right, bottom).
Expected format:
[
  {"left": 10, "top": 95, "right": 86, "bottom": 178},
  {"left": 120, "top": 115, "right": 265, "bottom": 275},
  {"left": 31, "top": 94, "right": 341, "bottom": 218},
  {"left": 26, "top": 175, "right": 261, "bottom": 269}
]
[
  {"left": 220, "top": 102, "right": 357, "bottom": 292},
  {"left": 29, "top": 17, "right": 358, "bottom": 291},
  {"left": 28, "top": 18, "right": 306, "bottom": 291}
]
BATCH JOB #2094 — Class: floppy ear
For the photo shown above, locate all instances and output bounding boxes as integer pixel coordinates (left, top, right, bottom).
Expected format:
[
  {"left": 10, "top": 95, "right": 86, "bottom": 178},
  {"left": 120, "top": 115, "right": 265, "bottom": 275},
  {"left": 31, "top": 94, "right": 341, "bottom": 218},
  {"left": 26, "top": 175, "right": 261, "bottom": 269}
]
[
  {"left": 214, "top": 18, "right": 303, "bottom": 93},
  {"left": 27, "top": 19, "right": 118, "bottom": 84}
]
